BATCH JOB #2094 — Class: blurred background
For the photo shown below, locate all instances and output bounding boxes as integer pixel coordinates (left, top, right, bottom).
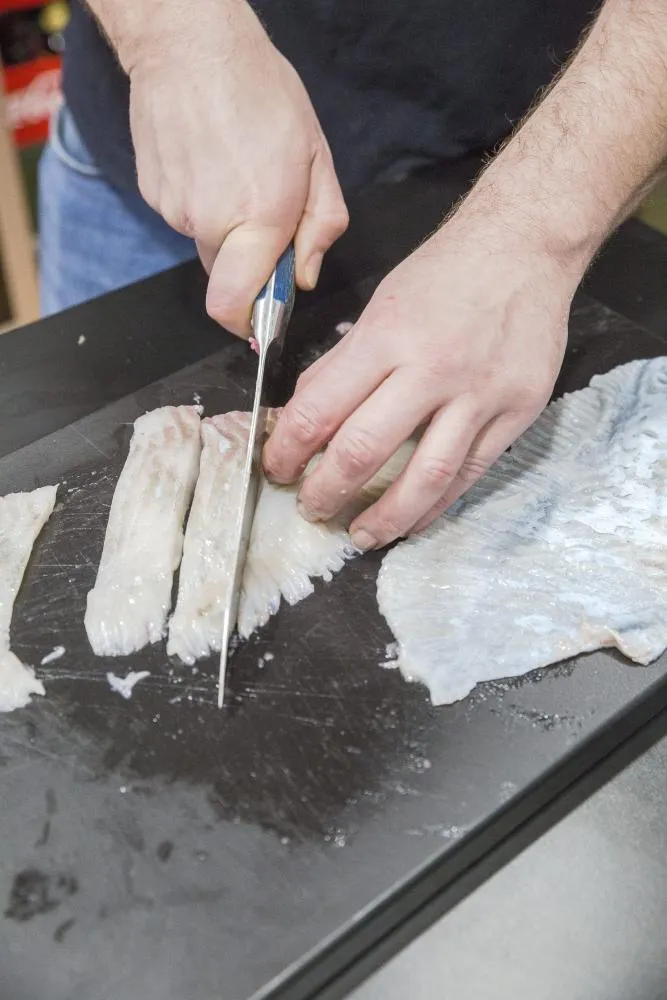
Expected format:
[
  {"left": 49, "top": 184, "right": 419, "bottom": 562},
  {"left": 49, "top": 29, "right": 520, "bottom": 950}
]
[
  {"left": 1, "top": 0, "right": 667, "bottom": 332},
  {"left": 0, "top": 0, "right": 68, "bottom": 330}
]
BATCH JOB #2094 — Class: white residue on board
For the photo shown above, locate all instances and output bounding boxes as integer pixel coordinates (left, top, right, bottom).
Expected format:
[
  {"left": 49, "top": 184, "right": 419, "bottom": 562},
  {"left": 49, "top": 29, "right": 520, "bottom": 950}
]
[
  {"left": 193, "top": 393, "right": 202, "bottom": 406},
  {"left": 40, "top": 645, "right": 66, "bottom": 665},
  {"left": 257, "top": 651, "right": 275, "bottom": 669},
  {"left": 335, "top": 320, "right": 354, "bottom": 337},
  {"left": 106, "top": 670, "right": 151, "bottom": 699},
  {"left": 381, "top": 641, "right": 399, "bottom": 668},
  {"left": 77, "top": 335, "right": 86, "bottom": 346}
]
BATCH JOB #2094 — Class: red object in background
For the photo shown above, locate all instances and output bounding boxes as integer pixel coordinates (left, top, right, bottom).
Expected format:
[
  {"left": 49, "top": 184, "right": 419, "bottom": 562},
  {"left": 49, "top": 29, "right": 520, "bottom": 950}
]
[
  {"left": 0, "top": 0, "right": 48, "bottom": 10},
  {"left": 3, "top": 55, "right": 61, "bottom": 146},
  {"left": 1, "top": 2, "right": 67, "bottom": 147}
]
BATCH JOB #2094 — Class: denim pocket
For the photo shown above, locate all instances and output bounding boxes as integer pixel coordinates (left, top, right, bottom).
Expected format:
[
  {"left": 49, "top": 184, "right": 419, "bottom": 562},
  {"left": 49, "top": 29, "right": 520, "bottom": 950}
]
[{"left": 49, "top": 103, "right": 102, "bottom": 178}]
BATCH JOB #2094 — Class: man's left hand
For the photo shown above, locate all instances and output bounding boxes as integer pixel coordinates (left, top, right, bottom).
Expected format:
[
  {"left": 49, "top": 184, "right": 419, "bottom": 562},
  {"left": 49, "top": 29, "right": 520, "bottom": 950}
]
[{"left": 263, "top": 209, "right": 580, "bottom": 550}]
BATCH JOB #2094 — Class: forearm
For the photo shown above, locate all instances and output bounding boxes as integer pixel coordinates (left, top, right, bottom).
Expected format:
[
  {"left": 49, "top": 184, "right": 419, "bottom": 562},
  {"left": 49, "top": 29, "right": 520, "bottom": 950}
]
[{"left": 458, "top": 0, "right": 667, "bottom": 275}]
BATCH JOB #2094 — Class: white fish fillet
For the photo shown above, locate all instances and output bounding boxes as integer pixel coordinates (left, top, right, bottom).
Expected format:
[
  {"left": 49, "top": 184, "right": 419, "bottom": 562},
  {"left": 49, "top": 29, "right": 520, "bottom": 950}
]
[
  {"left": 377, "top": 358, "right": 667, "bottom": 705},
  {"left": 85, "top": 406, "right": 201, "bottom": 657},
  {"left": 0, "top": 485, "right": 57, "bottom": 711},
  {"left": 168, "top": 411, "right": 414, "bottom": 664}
]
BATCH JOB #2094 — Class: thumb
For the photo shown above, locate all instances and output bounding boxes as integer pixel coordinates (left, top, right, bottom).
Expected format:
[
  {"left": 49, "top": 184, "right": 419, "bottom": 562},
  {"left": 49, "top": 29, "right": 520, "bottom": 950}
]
[
  {"left": 205, "top": 223, "right": 291, "bottom": 338},
  {"left": 293, "top": 143, "right": 349, "bottom": 292}
]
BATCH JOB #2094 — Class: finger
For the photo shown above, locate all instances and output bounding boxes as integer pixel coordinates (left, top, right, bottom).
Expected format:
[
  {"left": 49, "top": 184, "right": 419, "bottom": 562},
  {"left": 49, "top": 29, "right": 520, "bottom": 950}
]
[
  {"left": 206, "top": 223, "right": 292, "bottom": 337},
  {"left": 411, "top": 412, "right": 534, "bottom": 532},
  {"left": 349, "top": 399, "right": 488, "bottom": 550},
  {"left": 292, "top": 339, "right": 342, "bottom": 395},
  {"left": 294, "top": 143, "right": 349, "bottom": 291},
  {"left": 296, "top": 369, "right": 435, "bottom": 523},
  {"left": 263, "top": 333, "right": 391, "bottom": 484}
]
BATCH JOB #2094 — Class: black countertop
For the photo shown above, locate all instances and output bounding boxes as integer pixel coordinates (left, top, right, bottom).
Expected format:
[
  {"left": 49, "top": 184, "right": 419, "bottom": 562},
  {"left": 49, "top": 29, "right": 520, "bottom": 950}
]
[{"left": 2, "top": 165, "right": 667, "bottom": 1000}]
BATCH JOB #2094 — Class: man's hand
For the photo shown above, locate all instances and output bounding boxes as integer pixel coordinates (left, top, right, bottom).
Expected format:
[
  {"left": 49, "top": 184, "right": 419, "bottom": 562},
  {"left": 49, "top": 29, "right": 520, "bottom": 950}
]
[
  {"left": 263, "top": 211, "right": 576, "bottom": 548},
  {"left": 88, "top": 0, "right": 348, "bottom": 335},
  {"left": 266, "top": 0, "right": 667, "bottom": 545}
]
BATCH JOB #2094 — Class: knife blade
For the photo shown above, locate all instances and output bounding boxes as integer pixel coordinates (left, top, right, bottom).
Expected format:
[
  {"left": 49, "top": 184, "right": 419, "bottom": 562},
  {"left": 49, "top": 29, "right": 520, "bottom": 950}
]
[{"left": 217, "top": 244, "right": 296, "bottom": 707}]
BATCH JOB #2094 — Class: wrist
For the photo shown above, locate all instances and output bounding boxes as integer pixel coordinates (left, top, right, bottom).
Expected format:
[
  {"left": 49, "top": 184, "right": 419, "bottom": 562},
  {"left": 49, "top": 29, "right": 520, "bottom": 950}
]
[
  {"left": 436, "top": 182, "right": 589, "bottom": 297},
  {"left": 109, "top": 0, "right": 252, "bottom": 75},
  {"left": 457, "top": 162, "right": 599, "bottom": 285}
]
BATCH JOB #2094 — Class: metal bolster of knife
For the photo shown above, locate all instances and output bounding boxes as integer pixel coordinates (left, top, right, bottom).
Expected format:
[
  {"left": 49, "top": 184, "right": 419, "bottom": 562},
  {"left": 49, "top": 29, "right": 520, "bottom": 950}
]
[
  {"left": 252, "top": 245, "right": 296, "bottom": 354},
  {"left": 252, "top": 244, "right": 296, "bottom": 404}
]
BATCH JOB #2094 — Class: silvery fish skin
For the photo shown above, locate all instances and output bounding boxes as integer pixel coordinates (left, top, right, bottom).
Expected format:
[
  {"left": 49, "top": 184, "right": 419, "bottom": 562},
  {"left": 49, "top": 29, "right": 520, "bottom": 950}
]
[
  {"left": 168, "top": 410, "right": 415, "bottom": 664},
  {"left": 0, "top": 485, "right": 57, "bottom": 711},
  {"left": 377, "top": 358, "right": 667, "bottom": 705},
  {"left": 85, "top": 406, "right": 201, "bottom": 657}
]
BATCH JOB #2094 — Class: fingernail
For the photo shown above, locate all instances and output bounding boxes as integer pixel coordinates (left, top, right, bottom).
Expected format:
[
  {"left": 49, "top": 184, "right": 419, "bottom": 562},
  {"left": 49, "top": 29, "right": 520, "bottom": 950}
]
[
  {"left": 350, "top": 528, "right": 377, "bottom": 552},
  {"left": 262, "top": 449, "right": 284, "bottom": 485},
  {"left": 304, "top": 253, "right": 323, "bottom": 290},
  {"left": 297, "top": 498, "right": 320, "bottom": 523}
]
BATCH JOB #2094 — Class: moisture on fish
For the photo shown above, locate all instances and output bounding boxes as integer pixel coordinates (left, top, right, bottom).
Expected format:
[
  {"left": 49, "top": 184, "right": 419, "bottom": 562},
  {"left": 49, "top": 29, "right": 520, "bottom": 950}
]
[
  {"left": 0, "top": 485, "right": 57, "bottom": 711},
  {"left": 377, "top": 358, "right": 667, "bottom": 705}
]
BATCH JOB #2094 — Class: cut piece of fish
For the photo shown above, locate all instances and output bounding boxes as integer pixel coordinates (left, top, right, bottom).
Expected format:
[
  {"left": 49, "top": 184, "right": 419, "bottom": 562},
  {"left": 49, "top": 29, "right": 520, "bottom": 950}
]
[
  {"left": 0, "top": 485, "right": 58, "bottom": 711},
  {"left": 85, "top": 406, "right": 201, "bottom": 657},
  {"left": 168, "top": 411, "right": 414, "bottom": 664},
  {"left": 377, "top": 358, "right": 667, "bottom": 705}
]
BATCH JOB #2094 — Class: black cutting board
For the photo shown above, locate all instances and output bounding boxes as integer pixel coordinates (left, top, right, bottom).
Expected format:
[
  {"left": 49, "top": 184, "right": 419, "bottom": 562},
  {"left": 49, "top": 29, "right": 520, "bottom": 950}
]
[{"left": 1, "top": 295, "right": 667, "bottom": 1000}]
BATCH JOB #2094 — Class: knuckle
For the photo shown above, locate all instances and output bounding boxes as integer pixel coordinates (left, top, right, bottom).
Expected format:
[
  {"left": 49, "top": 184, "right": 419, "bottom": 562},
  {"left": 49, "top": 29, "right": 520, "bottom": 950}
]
[
  {"left": 326, "top": 203, "right": 350, "bottom": 240},
  {"left": 456, "top": 454, "right": 489, "bottom": 485},
  {"left": 418, "top": 456, "right": 458, "bottom": 487},
  {"left": 205, "top": 282, "right": 245, "bottom": 327},
  {"left": 160, "top": 200, "right": 186, "bottom": 235},
  {"left": 173, "top": 208, "right": 197, "bottom": 238},
  {"left": 511, "top": 378, "right": 552, "bottom": 415},
  {"left": 372, "top": 512, "right": 407, "bottom": 543},
  {"left": 285, "top": 398, "right": 325, "bottom": 445},
  {"left": 161, "top": 195, "right": 216, "bottom": 242},
  {"left": 411, "top": 359, "right": 452, "bottom": 396},
  {"left": 333, "top": 427, "right": 379, "bottom": 476},
  {"left": 429, "top": 495, "right": 451, "bottom": 519},
  {"left": 299, "top": 483, "right": 327, "bottom": 514},
  {"left": 136, "top": 173, "right": 159, "bottom": 215}
]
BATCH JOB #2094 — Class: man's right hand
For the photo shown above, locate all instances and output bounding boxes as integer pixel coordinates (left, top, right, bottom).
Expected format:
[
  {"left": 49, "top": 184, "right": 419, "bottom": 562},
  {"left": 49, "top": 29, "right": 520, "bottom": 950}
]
[{"left": 103, "top": 0, "right": 348, "bottom": 335}]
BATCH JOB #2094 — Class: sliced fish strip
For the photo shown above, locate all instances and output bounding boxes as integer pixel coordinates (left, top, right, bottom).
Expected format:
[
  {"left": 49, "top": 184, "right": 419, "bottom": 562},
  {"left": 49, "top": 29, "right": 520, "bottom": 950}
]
[
  {"left": 168, "top": 411, "right": 414, "bottom": 664},
  {"left": 85, "top": 406, "right": 201, "bottom": 657},
  {"left": 0, "top": 485, "right": 57, "bottom": 711},
  {"left": 377, "top": 358, "right": 667, "bottom": 705},
  {"left": 167, "top": 413, "right": 251, "bottom": 664}
]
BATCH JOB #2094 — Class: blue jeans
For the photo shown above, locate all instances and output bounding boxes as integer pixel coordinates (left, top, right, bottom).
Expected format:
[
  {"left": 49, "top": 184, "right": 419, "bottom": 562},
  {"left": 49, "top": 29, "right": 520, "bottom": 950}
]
[{"left": 38, "top": 104, "right": 197, "bottom": 316}]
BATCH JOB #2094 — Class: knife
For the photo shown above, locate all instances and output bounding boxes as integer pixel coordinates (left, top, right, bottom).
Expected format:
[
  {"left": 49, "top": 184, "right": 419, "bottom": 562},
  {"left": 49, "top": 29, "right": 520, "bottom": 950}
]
[{"left": 217, "top": 244, "right": 296, "bottom": 707}]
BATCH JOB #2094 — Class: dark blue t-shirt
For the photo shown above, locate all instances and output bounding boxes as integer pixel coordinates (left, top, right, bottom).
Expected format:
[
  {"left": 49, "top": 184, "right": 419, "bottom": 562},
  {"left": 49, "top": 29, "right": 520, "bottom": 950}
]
[{"left": 62, "top": 1, "right": 595, "bottom": 195}]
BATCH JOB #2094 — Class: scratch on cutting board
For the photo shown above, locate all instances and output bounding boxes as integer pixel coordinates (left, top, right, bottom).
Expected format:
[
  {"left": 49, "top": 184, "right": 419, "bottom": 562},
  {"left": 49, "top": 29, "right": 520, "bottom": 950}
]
[{"left": 69, "top": 426, "right": 112, "bottom": 460}]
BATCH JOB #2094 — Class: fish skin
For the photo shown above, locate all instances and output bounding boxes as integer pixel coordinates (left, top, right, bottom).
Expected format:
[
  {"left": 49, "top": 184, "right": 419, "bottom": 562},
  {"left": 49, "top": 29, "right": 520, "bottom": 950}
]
[
  {"left": 85, "top": 406, "right": 201, "bottom": 657},
  {"left": 377, "top": 358, "right": 667, "bottom": 705},
  {"left": 168, "top": 411, "right": 415, "bottom": 663},
  {"left": 0, "top": 485, "right": 57, "bottom": 711}
]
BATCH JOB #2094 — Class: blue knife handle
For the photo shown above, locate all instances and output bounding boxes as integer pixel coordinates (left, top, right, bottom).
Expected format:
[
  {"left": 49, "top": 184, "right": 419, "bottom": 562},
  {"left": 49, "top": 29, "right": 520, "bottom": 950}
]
[{"left": 256, "top": 244, "right": 296, "bottom": 306}]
